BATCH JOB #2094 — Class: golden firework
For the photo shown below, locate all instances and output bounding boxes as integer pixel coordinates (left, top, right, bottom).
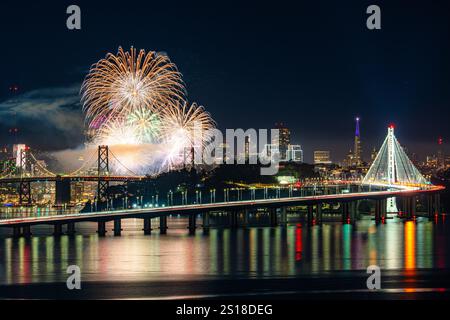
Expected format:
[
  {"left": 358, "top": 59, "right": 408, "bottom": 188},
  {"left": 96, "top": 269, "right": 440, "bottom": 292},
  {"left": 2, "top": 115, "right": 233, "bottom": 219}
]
[{"left": 81, "top": 46, "right": 185, "bottom": 128}]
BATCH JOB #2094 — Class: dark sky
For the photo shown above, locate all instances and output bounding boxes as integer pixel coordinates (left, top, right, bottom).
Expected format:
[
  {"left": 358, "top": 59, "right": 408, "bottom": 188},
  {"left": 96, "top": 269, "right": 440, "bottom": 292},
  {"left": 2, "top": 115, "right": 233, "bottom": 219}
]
[{"left": 0, "top": 0, "right": 449, "bottom": 162}]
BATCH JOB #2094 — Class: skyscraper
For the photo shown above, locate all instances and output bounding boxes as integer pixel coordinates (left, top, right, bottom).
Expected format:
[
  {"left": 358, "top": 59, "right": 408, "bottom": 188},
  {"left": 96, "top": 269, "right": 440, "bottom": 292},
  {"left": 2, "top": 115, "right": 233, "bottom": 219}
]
[
  {"left": 244, "top": 135, "right": 250, "bottom": 161},
  {"left": 370, "top": 147, "right": 378, "bottom": 165},
  {"left": 287, "top": 144, "right": 303, "bottom": 162},
  {"left": 275, "top": 122, "right": 290, "bottom": 160},
  {"left": 353, "top": 117, "right": 362, "bottom": 166},
  {"left": 437, "top": 136, "right": 445, "bottom": 168},
  {"left": 314, "top": 150, "right": 331, "bottom": 164}
]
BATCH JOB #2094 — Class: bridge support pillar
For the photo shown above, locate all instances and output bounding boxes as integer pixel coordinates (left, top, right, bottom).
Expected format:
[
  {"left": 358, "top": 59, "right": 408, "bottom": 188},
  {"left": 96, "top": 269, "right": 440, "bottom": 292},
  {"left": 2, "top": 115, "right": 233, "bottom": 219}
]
[
  {"left": 202, "top": 212, "right": 210, "bottom": 234},
  {"left": 53, "top": 223, "right": 63, "bottom": 236},
  {"left": 374, "top": 200, "right": 379, "bottom": 223},
  {"left": 97, "top": 221, "right": 107, "bottom": 237},
  {"left": 349, "top": 201, "right": 357, "bottom": 224},
  {"left": 22, "top": 225, "right": 32, "bottom": 238},
  {"left": 411, "top": 197, "right": 417, "bottom": 219},
  {"left": 229, "top": 211, "right": 238, "bottom": 228},
  {"left": 113, "top": 219, "right": 122, "bottom": 236},
  {"left": 188, "top": 214, "right": 196, "bottom": 235},
  {"left": 401, "top": 197, "right": 408, "bottom": 219},
  {"left": 307, "top": 205, "right": 314, "bottom": 226},
  {"left": 374, "top": 199, "right": 383, "bottom": 223},
  {"left": 355, "top": 200, "right": 361, "bottom": 220},
  {"left": 342, "top": 202, "right": 350, "bottom": 224},
  {"left": 434, "top": 193, "right": 441, "bottom": 217},
  {"left": 279, "top": 207, "right": 287, "bottom": 226},
  {"left": 242, "top": 209, "right": 249, "bottom": 227},
  {"left": 66, "top": 222, "right": 76, "bottom": 235},
  {"left": 316, "top": 204, "right": 323, "bottom": 225},
  {"left": 143, "top": 218, "right": 152, "bottom": 235},
  {"left": 403, "top": 197, "right": 416, "bottom": 220},
  {"left": 55, "top": 177, "right": 71, "bottom": 206},
  {"left": 270, "top": 208, "right": 278, "bottom": 227},
  {"left": 160, "top": 216, "right": 167, "bottom": 234},
  {"left": 427, "top": 195, "right": 434, "bottom": 219},
  {"left": 12, "top": 226, "right": 21, "bottom": 238}
]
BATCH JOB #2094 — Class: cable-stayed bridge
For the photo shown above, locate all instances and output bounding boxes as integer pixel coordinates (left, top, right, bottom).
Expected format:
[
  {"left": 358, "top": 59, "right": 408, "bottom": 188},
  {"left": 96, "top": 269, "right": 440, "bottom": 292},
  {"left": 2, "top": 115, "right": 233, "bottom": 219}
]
[
  {"left": 362, "top": 125, "right": 431, "bottom": 213},
  {"left": 363, "top": 125, "right": 428, "bottom": 187}
]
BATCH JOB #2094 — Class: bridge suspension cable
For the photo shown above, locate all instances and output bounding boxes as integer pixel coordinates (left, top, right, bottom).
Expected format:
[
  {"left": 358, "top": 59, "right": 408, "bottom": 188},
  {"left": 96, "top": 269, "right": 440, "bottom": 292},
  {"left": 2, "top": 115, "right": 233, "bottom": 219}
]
[
  {"left": 108, "top": 148, "right": 139, "bottom": 176},
  {"left": 362, "top": 126, "right": 428, "bottom": 186},
  {"left": 28, "top": 152, "right": 57, "bottom": 177},
  {"left": 66, "top": 149, "right": 97, "bottom": 176},
  {"left": 362, "top": 125, "right": 429, "bottom": 213}
]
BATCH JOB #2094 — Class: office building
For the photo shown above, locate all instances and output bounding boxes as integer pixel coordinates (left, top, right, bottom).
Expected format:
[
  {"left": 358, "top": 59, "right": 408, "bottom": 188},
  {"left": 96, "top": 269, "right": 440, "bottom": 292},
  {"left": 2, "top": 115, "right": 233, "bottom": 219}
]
[{"left": 314, "top": 150, "right": 331, "bottom": 164}]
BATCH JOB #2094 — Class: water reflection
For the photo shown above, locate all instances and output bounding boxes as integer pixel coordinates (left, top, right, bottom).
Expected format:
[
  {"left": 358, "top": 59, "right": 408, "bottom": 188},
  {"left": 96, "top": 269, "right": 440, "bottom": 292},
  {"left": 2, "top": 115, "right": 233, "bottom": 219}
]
[{"left": 0, "top": 217, "right": 449, "bottom": 285}]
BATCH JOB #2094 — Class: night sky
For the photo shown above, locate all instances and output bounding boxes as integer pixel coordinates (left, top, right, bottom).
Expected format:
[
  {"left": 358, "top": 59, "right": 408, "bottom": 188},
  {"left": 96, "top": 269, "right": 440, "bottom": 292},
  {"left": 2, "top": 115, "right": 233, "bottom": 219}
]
[{"left": 0, "top": 0, "right": 449, "bottom": 163}]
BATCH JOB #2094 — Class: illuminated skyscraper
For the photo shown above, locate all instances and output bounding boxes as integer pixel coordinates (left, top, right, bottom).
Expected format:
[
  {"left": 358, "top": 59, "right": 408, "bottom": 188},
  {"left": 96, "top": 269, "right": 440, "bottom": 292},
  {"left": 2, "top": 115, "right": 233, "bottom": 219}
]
[
  {"left": 244, "top": 136, "right": 250, "bottom": 161},
  {"left": 287, "top": 144, "right": 303, "bottom": 162},
  {"left": 437, "top": 136, "right": 445, "bottom": 168},
  {"left": 353, "top": 117, "right": 362, "bottom": 166},
  {"left": 275, "top": 122, "right": 290, "bottom": 160},
  {"left": 370, "top": 147, "right": 377, "bottom": 164}
]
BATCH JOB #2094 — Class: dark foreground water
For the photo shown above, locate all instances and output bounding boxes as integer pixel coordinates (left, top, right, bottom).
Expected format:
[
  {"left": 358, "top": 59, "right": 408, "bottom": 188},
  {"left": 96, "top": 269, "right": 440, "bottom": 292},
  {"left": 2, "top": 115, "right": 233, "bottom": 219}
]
[{"left": 1, "top": 216, "right": 450, "bottom": 299}]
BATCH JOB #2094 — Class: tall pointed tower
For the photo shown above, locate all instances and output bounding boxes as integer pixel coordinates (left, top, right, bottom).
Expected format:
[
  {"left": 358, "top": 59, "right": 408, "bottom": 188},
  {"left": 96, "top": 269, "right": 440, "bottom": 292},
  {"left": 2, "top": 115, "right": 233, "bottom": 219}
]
[{"left": 353, "top": 117, "right": 362, "bottom": 166}]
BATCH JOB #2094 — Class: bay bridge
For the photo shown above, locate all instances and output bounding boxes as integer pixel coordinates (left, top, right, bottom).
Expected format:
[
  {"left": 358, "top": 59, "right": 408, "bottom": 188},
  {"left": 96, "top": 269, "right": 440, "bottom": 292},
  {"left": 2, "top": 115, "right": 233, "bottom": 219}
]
[
  {"left": 0, "top": 126, "right": 445, "bottom": 238},
  {"left": 0, "top": 145, "right": 148, "bottom": 205}
]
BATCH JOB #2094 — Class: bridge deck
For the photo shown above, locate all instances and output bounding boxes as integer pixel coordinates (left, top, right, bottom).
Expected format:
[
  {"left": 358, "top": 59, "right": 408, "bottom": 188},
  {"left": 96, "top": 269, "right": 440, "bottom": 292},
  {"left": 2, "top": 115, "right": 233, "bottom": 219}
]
[{"left": 0, "top": 185, "right": 443, "bottom": 227}]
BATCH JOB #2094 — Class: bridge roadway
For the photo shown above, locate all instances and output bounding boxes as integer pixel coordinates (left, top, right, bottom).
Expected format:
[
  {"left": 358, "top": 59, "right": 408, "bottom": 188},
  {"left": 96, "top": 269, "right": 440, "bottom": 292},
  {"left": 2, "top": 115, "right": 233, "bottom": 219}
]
[{"left": 0, "top": 184, "right": 444, "bottom": 229}]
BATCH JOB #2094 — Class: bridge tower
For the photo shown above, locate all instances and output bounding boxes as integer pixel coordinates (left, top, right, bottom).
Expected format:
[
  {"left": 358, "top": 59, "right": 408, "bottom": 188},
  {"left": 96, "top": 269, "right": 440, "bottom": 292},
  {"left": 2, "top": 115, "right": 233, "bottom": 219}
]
[
  {"left": 18, "top": 148, "right": 32, "bottom": 205},
  {"left": 19, "top": 148, "right": 31, "bottom": 177},
  {"left": 386, "top": 125, "right": 398, "bottom": 212},
  {"left": 363, "top": 124, "right": 428, "bottom": 213},
  {"left": 18, "top": 180, "right": 31, "bottom": 204},
  {"left": 97, "top": 145, "right": 109, "bottom": 202}
]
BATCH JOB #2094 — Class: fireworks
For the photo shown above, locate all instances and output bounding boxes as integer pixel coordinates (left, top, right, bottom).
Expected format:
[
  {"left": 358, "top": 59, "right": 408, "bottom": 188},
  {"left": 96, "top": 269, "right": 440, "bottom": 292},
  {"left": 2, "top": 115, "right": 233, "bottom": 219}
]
[
  {"left": 126, "top": 108, "right": 161, "bottom": 144},
  {"left": 159, "top": 102, "right": 216, "bottom": 170},
  {"left": 81, "top": 46, "right": 185, "bottom": 128},
  {"left": 96, "top": 118, "right": 140, "bottom": 146},
  {"left": 81, "top": 47, "right": 215, "bottom": 174}
]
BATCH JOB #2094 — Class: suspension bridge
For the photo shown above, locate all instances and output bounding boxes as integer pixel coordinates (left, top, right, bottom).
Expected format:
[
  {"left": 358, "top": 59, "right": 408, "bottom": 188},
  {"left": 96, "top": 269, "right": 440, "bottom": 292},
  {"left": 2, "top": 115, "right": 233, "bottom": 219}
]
[
  {"left": 0, "top": 125, "right": 445, "bottom": 237},
  {"left": 0, "top": 145, "right": 146, "bottom": 205}
]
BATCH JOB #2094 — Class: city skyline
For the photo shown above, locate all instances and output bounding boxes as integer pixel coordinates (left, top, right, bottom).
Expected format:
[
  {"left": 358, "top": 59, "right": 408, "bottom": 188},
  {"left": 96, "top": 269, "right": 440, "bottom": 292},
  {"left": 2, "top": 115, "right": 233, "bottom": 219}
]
[{"left": 1, "top": 113, "right": 446, "bottom": 165}]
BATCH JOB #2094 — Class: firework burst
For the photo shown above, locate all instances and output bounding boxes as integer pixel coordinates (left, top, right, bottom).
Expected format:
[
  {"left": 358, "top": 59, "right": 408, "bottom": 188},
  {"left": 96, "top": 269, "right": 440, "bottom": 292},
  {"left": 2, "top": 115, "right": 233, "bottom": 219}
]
[
  {"left": 126, "top": 108, "right": 161, "bottom": 143},
  {"left": 160, "top": 102, "right": 216, "bottom": 169},
  {"left": 81, "top": 46, "right": 185, "bottom": 128},
  {"left": 94, "top": 118, "right": 139, "bottom": 146}
]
